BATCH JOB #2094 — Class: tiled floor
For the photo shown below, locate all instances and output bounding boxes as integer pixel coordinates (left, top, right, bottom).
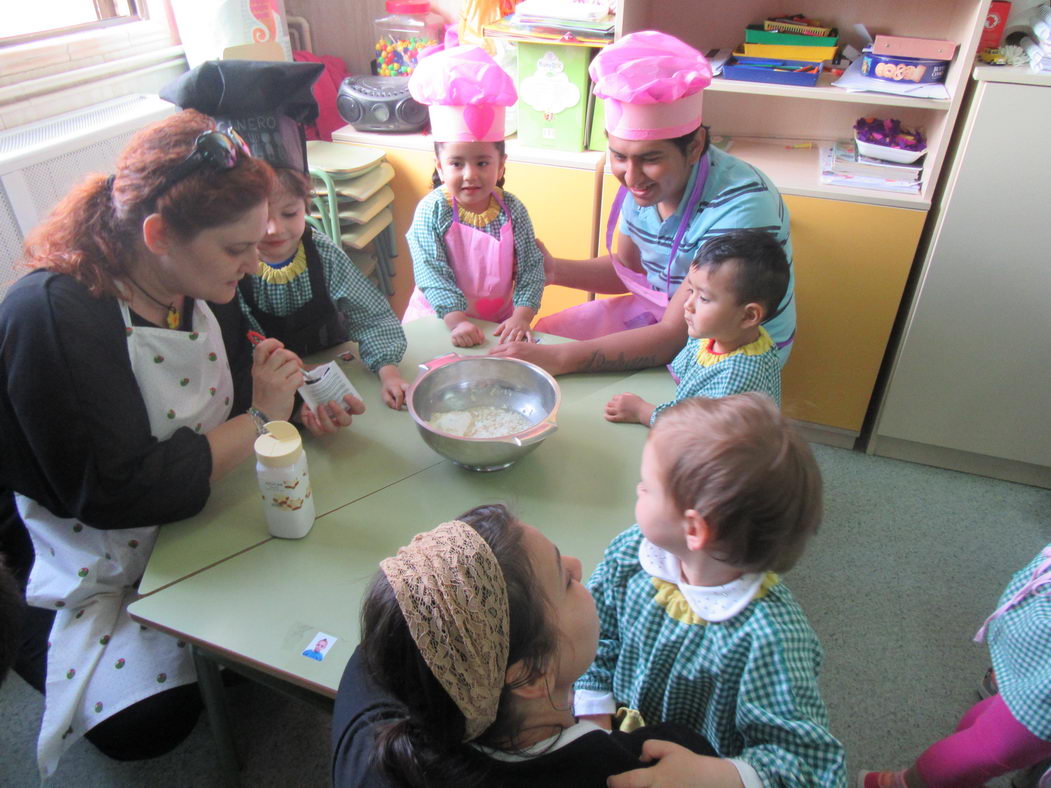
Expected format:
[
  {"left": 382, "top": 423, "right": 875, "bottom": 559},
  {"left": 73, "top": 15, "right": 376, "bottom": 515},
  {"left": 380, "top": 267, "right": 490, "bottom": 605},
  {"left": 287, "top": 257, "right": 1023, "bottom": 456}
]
[{"left": 2, "top": 443, "right": 1047, "bottom": 785}]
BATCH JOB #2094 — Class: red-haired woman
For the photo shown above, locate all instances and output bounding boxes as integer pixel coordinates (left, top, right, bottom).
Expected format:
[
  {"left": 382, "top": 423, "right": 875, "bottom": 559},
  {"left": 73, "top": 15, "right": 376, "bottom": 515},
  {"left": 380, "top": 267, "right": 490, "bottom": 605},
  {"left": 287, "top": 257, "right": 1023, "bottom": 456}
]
[{"left": 0, "top": 109, "right": 350, "bottom": 776}]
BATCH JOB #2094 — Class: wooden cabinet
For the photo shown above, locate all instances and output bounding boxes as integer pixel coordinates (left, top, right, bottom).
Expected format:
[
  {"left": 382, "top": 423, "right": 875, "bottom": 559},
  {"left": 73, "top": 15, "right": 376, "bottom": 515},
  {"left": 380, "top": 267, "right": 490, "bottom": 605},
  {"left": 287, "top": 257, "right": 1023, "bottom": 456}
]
[{"left": 870, "top": 68, "right": 1051, "bottom": 488}]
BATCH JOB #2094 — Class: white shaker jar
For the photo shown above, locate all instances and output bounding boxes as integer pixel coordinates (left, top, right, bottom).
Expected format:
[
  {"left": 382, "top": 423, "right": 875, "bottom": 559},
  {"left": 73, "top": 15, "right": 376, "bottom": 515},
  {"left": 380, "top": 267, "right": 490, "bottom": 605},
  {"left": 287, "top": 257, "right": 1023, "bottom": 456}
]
[{"left": 254, "top": 420, "right": 315, "bottom": 539}]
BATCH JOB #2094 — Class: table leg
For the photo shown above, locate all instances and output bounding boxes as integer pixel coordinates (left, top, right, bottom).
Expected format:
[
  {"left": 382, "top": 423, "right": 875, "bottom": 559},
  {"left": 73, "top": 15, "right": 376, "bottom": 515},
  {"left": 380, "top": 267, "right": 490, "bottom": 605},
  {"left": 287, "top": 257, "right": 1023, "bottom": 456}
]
[{"left": 192, "top": 644, "right": 242, "bottom": 786}]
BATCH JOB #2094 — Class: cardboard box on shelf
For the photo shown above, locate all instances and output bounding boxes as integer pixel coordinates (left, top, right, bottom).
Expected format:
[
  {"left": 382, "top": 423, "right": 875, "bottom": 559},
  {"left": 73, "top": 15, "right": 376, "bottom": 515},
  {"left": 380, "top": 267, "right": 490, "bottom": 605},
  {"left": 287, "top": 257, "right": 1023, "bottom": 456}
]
[{"left": 516, "top": 42, "right": 595, "bottom": 152}]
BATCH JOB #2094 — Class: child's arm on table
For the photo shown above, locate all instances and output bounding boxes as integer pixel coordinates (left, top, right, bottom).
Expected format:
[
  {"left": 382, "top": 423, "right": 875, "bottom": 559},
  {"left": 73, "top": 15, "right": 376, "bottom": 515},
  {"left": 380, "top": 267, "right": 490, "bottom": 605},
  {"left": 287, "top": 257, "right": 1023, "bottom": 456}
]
[
  {"left": 377, "top": 364, "right": 409, "bottom": 410},
  {"left": 444, "top": 311, "right": 486, "bottom": 347},
  {"left": 494, "top": 305, "right": 537, "bottom": 344},
  {"left": 605, "top": 393, "right": 655, "bottom": 426},
  {"left": 496, "top": 194, "right": 544, "bottom": 344},
  {"left": 315, "top": 230, "right": 410, "bottom": 409},
  {"left": 406, "top": 196, "right": 475, "bottom": 344}
]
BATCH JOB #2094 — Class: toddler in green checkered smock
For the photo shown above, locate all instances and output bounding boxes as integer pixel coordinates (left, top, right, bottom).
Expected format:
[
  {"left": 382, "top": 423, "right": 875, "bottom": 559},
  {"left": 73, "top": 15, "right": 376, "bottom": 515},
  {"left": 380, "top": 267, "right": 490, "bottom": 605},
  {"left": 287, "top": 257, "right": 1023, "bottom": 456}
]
[
  {"left": 604, "top": 229, "right": 787, "bottom": 428},
  {"left": 579, "top": 394, "right": 847, "bottom": 788}
]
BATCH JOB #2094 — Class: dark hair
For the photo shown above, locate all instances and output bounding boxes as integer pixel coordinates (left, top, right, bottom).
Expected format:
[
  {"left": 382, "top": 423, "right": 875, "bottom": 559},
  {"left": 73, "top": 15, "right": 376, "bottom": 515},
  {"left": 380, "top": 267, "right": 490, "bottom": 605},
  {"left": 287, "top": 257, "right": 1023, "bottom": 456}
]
[
  {"left": 668, "top": 123, "right": 707, "bottom": 156},
  {"left": 0, "top": 554, "right": 26, "bottom": 684},
  {"left": 360, "top": 504, "right": 557, "bottom": 787},
  {"left": 273, "top": 167, "right": 312, "bottom": 204},
  {"left": 691, "top": 228, "right": 790, "bottom": 319},
  {"left": 651, "top": 393, "right": 822, "bottom": 574},
  {"left": 20, "top": 109, "right": 274, "bottom": 299},
  {"left": 431, "top": 141, "right": 507, "bottom": 190}
]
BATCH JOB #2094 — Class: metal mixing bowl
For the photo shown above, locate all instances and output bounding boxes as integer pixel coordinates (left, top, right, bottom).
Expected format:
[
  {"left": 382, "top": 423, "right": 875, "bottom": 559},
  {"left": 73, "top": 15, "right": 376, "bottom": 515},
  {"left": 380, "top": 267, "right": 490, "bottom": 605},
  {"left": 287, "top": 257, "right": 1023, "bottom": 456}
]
[{"left": 407, "top": 354, "right": 561, "bottom": 472}]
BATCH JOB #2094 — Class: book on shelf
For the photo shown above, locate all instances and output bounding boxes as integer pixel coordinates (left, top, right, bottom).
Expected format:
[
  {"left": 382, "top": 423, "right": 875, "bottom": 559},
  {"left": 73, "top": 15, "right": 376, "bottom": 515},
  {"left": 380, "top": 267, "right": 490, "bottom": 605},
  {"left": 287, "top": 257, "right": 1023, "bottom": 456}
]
[
  {"left": 483, "top": 13, "right": 614, "bottom": 45},
  {"left": 818, "top": 145, "right": 922, "bottom": 194}
]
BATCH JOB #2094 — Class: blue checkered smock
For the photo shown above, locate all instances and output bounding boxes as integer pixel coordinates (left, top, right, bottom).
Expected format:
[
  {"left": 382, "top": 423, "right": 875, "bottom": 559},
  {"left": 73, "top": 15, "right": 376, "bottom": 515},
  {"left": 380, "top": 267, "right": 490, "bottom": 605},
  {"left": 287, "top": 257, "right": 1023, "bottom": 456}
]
[{"left": 576, "top": 525, "right": 846, "bottom": 787}]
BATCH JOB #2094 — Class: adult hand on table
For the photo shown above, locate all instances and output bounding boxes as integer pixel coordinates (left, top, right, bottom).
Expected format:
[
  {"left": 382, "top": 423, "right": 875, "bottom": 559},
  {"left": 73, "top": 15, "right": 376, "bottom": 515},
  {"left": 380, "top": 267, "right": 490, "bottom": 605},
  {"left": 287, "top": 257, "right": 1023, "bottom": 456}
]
[
  {"left": 300, "top": 395, "right": 366, "bottom": 437},
  {"left": 250, "top": 337, "right": 304, "bottom": 421},
  {"left": 607, "top": 740, "right": 744, "bottom": 788}
]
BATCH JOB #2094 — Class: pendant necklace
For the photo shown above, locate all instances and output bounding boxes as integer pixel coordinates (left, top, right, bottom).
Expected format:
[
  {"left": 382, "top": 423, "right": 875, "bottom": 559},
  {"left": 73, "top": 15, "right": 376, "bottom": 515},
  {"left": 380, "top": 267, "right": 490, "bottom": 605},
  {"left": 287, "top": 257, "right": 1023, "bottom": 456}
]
[{"left": 127, "top": 276, "right": 181, "bottom": 329}]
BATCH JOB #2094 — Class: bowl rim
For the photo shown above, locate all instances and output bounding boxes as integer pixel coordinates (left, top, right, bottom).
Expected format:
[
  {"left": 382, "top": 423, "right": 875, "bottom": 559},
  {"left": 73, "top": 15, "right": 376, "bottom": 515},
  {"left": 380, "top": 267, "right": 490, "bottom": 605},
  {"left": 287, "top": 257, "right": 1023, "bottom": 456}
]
[{"left": 406, "top": 354, "right": 562, "bottom": 442}]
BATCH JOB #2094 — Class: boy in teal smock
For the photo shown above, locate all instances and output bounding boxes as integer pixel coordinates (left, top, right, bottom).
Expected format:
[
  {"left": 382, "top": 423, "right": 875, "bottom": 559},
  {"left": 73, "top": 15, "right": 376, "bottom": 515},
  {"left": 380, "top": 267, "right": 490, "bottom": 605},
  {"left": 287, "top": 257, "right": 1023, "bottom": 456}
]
[
  {"left": 575, "top": 394, "right": 846, "bottom": 787},
  {"left": 604, "top": 229, "right": 787, "bottom": 427}
]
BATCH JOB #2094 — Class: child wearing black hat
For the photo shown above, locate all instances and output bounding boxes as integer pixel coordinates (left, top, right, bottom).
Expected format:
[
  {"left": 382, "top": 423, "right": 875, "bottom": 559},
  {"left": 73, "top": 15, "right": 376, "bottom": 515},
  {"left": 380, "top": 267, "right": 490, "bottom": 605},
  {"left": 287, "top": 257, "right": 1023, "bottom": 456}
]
[{"left": 162, "top": 60, "right": 410, "bottom": 410}]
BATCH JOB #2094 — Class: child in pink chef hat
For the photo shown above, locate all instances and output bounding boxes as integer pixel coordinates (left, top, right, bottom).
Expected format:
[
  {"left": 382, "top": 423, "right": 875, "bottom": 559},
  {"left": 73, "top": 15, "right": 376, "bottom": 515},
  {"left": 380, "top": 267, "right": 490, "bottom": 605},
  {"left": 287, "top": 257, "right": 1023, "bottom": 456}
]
[{"left": 403, "top": 44, "right": 546, "bottom": 348}]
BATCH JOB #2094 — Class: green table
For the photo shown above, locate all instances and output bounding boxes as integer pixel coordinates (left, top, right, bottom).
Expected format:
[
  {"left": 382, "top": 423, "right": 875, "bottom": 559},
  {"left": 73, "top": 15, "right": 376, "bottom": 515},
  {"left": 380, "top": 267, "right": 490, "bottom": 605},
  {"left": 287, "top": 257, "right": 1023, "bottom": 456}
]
[
  {"left": 139, "top": 317, "right": 665, "bottom": 594},
  {"left": 128, "top": 317, "right": 676, "bottom": 780}
]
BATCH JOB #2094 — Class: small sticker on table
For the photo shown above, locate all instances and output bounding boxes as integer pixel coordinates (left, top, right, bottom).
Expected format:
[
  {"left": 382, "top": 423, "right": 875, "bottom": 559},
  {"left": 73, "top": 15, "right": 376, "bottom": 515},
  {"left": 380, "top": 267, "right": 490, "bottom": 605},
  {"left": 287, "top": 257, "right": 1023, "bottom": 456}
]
[{"left": 302, "top": 632, "right": 336, "bottom": 662}]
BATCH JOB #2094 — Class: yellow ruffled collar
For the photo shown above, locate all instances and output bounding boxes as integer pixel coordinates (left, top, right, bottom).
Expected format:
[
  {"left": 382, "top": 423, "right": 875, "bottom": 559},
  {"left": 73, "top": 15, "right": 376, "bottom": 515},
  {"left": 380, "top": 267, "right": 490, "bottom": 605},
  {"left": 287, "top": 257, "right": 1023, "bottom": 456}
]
[
  {"left": 651, "top": 573, "right": 780, "bottom": 626},
  {"left": 444, "top": 187, "right": 503, "bottom": 228},
  {"left": 695, "top": 325, "right": 774, "bottom": 368},
  {"left": 257, "top": 242, "right": 307, "bottom": 284}
]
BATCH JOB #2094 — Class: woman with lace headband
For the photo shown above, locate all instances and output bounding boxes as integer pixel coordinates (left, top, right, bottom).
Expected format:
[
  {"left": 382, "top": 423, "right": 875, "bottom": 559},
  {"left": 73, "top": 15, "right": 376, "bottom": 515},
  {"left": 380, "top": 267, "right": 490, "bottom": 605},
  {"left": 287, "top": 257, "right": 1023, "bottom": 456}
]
[
  {"left": 331, "top": 504, "right": 717, "bottom": 787},
  {"left": 0, "top": 109, "right": 350, "bottom": 778}
]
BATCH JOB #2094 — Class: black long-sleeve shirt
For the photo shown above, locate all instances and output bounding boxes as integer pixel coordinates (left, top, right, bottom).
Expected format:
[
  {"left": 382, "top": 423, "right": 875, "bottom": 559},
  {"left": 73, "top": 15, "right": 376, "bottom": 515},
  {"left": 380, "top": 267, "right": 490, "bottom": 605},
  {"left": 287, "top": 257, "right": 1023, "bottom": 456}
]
[
  {"left": 331, "top": 647, "right": 717, "bottom": 788},
  {"left": 0, "top": 270, "right": 252, "bottom": 530}
]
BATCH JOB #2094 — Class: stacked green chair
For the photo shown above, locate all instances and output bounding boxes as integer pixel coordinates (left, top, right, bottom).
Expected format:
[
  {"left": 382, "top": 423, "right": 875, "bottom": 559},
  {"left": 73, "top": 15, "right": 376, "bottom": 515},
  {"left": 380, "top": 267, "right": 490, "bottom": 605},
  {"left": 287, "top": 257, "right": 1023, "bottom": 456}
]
[{"left": 306, "top": 140, "right": 397, "bottom": 296}]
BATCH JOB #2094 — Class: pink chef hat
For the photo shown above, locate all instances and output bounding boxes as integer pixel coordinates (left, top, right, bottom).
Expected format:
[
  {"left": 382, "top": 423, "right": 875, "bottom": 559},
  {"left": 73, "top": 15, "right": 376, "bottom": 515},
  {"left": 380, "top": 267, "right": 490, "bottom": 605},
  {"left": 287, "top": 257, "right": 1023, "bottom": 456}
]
[
  {"left": 590, "top": 31, "right": 713, "bottom": 141},
  {"left": 408, "top": 45, "right": 517, "bottom": 142}
]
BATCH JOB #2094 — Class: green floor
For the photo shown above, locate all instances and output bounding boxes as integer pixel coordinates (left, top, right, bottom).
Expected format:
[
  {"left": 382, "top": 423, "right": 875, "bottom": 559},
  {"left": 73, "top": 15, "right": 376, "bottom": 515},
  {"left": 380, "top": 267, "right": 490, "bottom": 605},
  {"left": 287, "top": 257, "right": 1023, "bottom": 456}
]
[{"left": 2, "top": 443, "right": 1048, "bottom": 786}]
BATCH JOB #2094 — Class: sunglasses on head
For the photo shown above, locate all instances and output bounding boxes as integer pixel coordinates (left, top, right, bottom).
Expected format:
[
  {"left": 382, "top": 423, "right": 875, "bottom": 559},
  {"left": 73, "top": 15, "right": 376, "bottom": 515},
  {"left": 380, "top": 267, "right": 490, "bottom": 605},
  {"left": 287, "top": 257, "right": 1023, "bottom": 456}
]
[{"left": 147, "top": 129, "right": 253, "bottom": 206}]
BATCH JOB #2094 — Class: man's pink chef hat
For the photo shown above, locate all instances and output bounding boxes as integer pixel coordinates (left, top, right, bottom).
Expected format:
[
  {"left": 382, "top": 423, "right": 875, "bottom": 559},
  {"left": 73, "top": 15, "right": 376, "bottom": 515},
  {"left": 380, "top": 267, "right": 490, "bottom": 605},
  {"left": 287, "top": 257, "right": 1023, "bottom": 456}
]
[
  {"left": 408, "top": 45, "right": 517, "bottom": 142},
  {"left": 590, "top": 31, "right": 713, "bottom": 141}
]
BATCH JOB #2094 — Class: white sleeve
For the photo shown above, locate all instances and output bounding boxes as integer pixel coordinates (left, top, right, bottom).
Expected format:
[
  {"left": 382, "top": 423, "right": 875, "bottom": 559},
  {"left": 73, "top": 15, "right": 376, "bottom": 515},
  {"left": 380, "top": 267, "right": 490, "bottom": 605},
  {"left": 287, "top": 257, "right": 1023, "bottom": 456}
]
[{"left": 728, "top": 758, "right": 763, "bottom": 788}]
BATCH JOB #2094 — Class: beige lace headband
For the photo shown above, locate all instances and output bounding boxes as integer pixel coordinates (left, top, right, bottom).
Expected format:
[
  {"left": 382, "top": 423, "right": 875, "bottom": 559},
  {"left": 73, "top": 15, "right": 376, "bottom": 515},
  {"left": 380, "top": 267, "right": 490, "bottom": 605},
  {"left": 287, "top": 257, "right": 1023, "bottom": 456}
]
[{"left": 380, "top": 520, "right": 510, "bottom": 741}]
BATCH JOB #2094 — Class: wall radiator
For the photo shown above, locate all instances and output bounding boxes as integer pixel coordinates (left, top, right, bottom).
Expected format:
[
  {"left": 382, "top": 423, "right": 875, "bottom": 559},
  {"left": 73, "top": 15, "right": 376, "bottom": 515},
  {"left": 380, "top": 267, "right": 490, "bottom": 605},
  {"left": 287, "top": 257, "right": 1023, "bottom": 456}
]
[{"left": 0, "top": 94, "right": 176, "bottom": 297}]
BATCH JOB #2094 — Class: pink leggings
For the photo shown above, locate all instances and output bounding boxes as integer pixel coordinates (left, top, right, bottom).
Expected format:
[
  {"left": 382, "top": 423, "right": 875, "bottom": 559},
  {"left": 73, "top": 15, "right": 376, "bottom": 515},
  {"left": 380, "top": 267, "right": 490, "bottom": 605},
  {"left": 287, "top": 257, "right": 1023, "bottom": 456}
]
[{"left": 916, "top": 694, "right": 1051, "bottom": 786}]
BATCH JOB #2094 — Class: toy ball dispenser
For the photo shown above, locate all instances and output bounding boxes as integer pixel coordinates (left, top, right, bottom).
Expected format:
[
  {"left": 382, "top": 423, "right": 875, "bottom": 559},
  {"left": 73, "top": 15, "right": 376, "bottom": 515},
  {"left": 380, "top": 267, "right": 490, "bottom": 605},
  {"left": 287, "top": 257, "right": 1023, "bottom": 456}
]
[{"left": 373, "top": 0, "right": 443, "bottom": 77}]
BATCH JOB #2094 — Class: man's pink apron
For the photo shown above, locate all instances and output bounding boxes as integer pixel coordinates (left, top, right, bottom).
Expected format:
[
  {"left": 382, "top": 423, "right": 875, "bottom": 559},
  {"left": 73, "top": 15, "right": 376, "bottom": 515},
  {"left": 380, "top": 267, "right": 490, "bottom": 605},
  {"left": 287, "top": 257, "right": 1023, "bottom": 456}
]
[
  {"left": 534, "top": 157, "right": 710, "bottom": 341},
  {"left": 403, "top": 192, "right": 516, "bottom": 323}
]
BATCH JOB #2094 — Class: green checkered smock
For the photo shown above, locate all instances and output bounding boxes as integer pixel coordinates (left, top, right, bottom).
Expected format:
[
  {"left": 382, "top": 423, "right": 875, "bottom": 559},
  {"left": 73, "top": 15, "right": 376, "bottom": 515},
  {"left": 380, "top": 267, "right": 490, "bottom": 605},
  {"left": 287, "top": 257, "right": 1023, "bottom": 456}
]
[
  {"left": 238, "top": 229, "right": 406, "bottom": 372},
  {"left": 576, "top": 525, "right": 846, "bottom": 787},
  {"left": 651, "top": 326, "right": 782, "bottom": 425},
  {"left": 989, "top": 545, "right": 1051, "bottom": 740},
  {"left": 406, "top": 187, "right": 545, "bottom": 318}
]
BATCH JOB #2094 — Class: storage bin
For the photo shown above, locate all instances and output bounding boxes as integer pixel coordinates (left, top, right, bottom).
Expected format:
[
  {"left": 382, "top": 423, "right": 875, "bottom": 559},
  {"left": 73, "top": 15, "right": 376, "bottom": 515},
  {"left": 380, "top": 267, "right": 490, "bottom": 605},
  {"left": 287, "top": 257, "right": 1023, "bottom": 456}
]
[{"left": 723, "top": 55, "right": 823, "bottom": 87}]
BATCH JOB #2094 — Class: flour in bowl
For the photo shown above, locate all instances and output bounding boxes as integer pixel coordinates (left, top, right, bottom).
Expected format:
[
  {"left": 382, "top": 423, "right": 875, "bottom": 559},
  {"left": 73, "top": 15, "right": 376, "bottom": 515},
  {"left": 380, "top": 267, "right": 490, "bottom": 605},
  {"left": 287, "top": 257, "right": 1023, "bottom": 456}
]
[{"left": 430, "top": 406, "right": 532, "bottom": 438}]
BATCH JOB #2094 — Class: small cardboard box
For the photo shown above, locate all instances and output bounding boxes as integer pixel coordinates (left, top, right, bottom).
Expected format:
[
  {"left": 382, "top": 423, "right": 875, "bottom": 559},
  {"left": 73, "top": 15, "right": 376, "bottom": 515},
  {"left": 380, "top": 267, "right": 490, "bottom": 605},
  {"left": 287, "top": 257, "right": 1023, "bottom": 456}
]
[{"left": 517, "top": 42, "right": 593, "bottom": 152}]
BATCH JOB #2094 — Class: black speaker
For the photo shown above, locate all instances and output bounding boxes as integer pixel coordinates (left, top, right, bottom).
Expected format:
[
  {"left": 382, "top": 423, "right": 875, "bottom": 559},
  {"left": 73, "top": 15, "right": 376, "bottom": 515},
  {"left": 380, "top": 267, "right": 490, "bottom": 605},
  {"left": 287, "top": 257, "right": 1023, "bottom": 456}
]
[{"left": 337, "top": 76, "right": 428, "bottom": 133}]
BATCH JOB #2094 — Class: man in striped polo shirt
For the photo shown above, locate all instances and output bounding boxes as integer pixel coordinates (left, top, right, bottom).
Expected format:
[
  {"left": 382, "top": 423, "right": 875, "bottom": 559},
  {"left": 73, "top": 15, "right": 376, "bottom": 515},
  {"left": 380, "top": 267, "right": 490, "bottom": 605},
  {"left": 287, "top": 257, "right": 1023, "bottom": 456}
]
[{"left": 492, "top": 31, "right": 795, "bottom": 376}]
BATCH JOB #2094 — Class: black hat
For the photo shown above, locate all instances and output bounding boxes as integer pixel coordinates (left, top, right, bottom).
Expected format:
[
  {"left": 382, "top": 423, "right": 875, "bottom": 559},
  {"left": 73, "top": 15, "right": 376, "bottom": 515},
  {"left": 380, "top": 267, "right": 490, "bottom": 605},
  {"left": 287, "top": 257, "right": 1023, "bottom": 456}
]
[{"left": 161, "top": 60, "right": 325, "bottom": 173}]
